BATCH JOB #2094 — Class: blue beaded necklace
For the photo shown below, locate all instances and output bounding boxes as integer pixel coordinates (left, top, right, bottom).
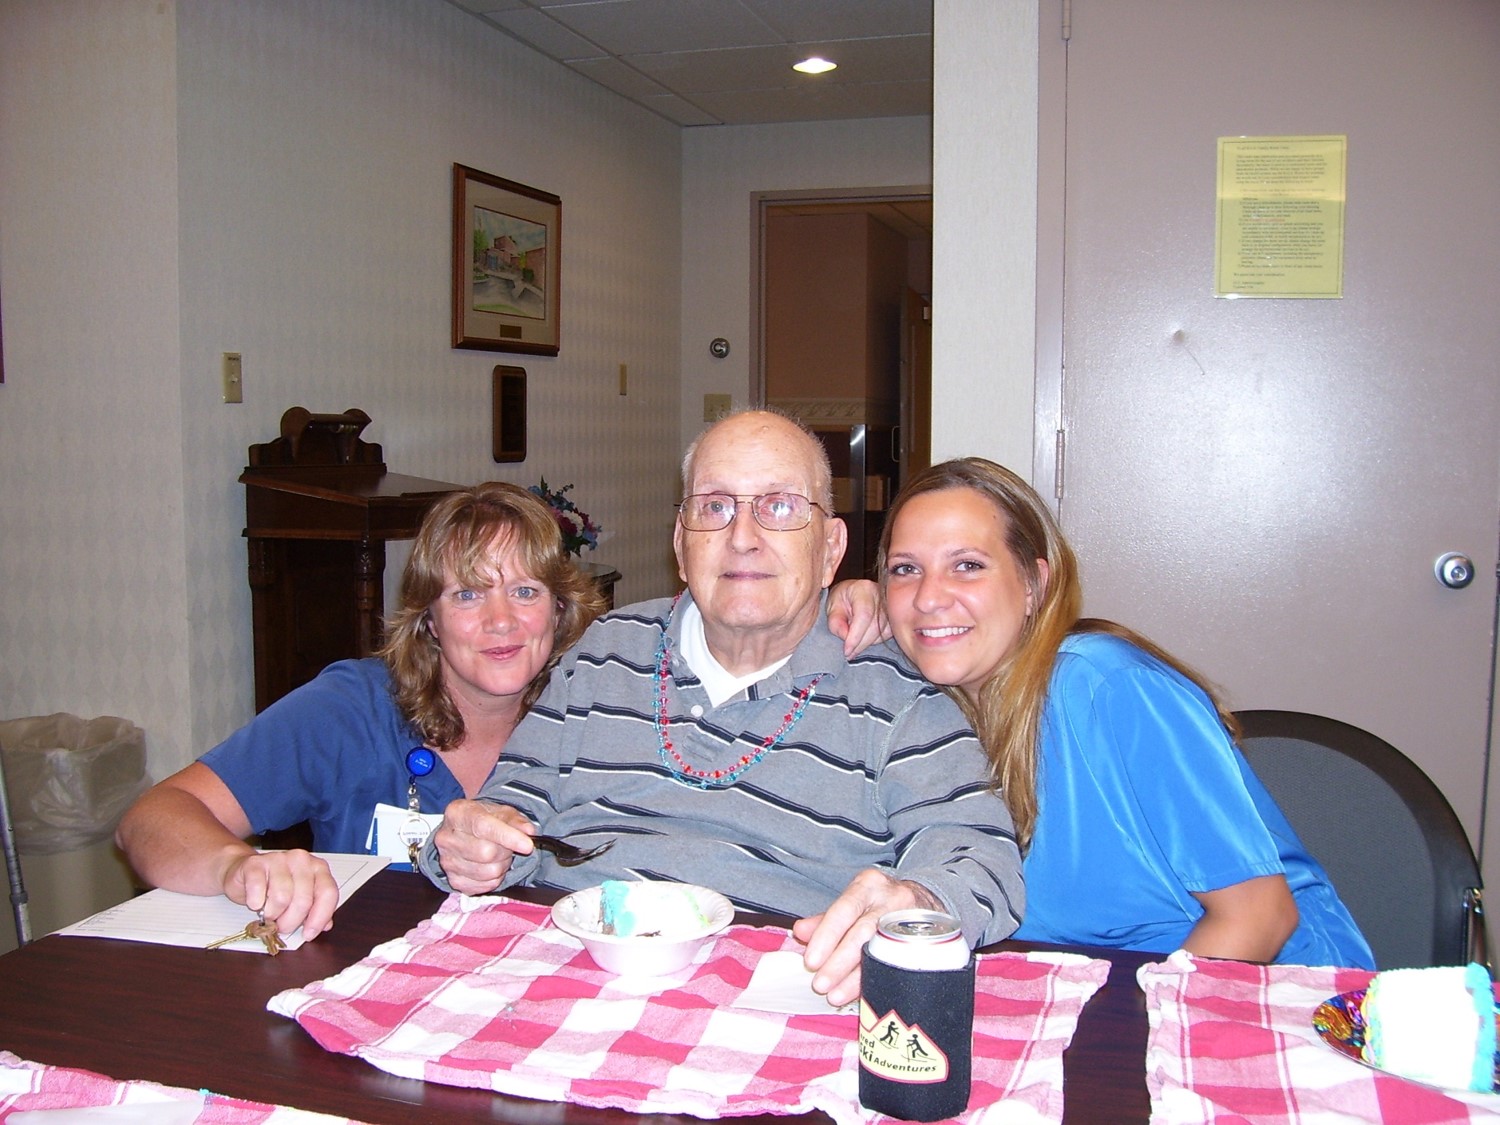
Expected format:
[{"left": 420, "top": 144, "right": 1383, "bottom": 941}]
[{"left": 653, "top": 597, "right": 821, "bottom": 790}]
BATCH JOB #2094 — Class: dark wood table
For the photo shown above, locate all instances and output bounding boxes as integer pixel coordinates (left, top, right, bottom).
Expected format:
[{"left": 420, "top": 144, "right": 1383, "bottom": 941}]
[{"left": 0, "top": 870, "right": 1151, "bottom": 1124}]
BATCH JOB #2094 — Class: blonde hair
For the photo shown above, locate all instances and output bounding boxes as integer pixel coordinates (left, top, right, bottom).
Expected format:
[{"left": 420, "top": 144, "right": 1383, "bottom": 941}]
[
  {"left": 379, "top": 481, "right": 605, "bottom": 750},
  {"left": 877, "top": 458, "right": 1238, "bottom": 848}
]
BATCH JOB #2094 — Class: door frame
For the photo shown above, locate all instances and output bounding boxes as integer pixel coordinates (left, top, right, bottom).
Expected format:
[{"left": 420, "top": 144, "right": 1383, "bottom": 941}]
[
  {"left": 751, "top": 186, "right": 932, "bottom": 409},
  {"left": 1033, "top": 0, "right": 1067, "bottom": 507}
]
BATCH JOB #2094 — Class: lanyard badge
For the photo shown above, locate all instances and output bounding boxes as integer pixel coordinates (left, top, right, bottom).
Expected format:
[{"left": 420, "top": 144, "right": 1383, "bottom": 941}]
[{"left": 400, "top": 746, "right": 438, "bottom": 865}]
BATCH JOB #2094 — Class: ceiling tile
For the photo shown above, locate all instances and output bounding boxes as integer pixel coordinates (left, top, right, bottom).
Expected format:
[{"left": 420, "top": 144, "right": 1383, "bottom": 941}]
[
  {"left": 627, "top": 35, "right": 931, "bottom": 94},
  {"left": 455, "top": 0, "right": 935, "bottom": 127},
  {"left": 449, "top": 0, "right": 528, "bottom": 12},
  {"left": 833, "top": 80, "right": 932, "bottom": 119},
  {"left": 637, "top": 93, "right": 724, "bottom": 127},
  {"left": 691, "top": 81, "right": 929, "bottom": 125},
  {"left": 534, "top": 0, "right": 779, "bottom": 55},
  {"left": 486, "top": 7, "right": 605, "bottom": 59},
  {"left": 567, "top": 56, "right": 675, "bottom": 99},
  {"left": 739, "top": 0, "right": 932, "bottom": 41}
]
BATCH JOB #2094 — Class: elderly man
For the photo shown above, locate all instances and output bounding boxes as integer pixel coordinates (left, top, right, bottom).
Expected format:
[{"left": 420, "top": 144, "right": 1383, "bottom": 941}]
[{"left": 420, "top": 410, "right": 1023, "bottom": 1004}]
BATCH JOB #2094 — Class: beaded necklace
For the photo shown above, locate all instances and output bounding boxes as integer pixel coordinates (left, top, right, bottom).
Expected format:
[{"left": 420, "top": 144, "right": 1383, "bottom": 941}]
[{"left": 654, "top": 598, "right": 822, "bottom": 789}]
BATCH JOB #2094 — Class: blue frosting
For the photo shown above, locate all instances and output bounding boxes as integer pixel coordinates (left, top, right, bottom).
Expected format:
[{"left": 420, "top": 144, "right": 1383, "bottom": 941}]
[
  {"left": 599, "top": 879, "right": 637, "bottom": 936},
  {"left": 1466, "top": 962, "right": 1496, "bottom": 1093}
]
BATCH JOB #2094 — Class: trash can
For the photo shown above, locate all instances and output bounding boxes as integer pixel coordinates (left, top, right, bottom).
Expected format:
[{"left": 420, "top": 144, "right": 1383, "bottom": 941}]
[{"left": 0, "top": 713, "right": 151, "bottom": 952}]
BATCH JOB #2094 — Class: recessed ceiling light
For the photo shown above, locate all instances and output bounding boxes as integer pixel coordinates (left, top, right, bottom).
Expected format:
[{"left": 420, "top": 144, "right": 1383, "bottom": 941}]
[{"left": 792, "top": 56, "right": 837, "bottom": 75}]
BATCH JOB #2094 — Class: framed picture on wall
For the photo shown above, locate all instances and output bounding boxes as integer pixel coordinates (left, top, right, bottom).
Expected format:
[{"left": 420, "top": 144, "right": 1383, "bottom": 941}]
[{"left": 452, "top": 163, "right": 561, "bottom": 355}]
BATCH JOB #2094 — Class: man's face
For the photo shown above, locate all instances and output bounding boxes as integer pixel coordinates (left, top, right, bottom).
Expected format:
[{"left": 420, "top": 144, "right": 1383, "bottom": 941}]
[{"left": 673, "top": 414, "right": 847, "bottom": 663}]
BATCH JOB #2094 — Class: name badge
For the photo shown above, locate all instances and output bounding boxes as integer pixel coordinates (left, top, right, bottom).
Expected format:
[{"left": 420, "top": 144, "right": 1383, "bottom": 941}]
[{"left": 367, "top": 802, "right": 443, "bottom": 867}]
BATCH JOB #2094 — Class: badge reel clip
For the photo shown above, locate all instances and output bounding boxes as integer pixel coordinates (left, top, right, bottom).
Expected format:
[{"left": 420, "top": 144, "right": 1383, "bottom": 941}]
[{"left": 400, "top": 747, "right": 437, "bottom": 866}]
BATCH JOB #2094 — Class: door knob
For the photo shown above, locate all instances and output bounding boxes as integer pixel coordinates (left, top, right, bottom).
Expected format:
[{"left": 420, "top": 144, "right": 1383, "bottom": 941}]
[{"left": 1435, "top": 552, "right": 1475, "bottom": 589}]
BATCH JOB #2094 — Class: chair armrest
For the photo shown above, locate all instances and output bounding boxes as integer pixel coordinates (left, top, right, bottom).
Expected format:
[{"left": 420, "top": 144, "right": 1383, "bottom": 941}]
[{"left": 1464, "top": 887, "right": 1489, "bottom": 974}]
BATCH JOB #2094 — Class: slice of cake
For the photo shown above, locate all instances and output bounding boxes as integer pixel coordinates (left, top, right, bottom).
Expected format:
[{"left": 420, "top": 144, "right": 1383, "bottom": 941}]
[
  {"left": 598, "top": 880, "right": 711, "bottom": 938},
  {"left": 1361, "top": 962, "right": 1496, "bottom": 1092}
]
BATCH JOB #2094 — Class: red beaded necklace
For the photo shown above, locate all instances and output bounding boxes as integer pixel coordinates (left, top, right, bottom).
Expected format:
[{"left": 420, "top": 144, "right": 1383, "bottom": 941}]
[{"left": 653, "top": 599, "right": 822, "bottom": 790}]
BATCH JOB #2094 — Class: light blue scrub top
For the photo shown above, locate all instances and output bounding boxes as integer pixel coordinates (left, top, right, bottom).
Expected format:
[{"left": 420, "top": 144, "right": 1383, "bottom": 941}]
[{"left": 1013, "top": 633, "right": 1374, "bottom": 969}]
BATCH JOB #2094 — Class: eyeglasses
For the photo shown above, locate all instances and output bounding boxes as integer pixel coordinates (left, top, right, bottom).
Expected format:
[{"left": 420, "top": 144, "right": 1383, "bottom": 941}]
[{"left": 677, "top": 492, "right": 828, "bottom": 532}]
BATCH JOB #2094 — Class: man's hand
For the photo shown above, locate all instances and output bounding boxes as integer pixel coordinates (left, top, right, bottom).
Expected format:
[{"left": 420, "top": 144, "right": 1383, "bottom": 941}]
[
  {"left": 219, "top": 849, "right": 340, "bottom": 940},
  {"left": 826, "top": 579, "right": 889, "bottom": 658},
  {"left": 430, "top": 799, "right": 538, "bottom": 894},
  {"left": 791, "top": 869, "right": 943, "bottom": 1007}
]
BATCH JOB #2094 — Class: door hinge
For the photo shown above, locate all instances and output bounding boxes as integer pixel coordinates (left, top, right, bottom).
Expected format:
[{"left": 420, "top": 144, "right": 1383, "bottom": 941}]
[
  {"left": 1061, "top": 0, "right": 1072, "bottom": 41},
  {"left": 1054, "top": 429, "right": 1066, "bottom": 500}
]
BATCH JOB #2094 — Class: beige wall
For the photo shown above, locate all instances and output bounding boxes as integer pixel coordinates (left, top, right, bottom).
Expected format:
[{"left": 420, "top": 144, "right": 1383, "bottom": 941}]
[
  {"left": 0, "top": 0, "right": 685, "bottom": 786},
  {"left": 679, "top": 117, "right": 934, "bottom": 451},
  {"left": 0, "top": 0, "right": 1006, "bottom": 796},
  {"left": 931, "top": 0, "right": 1039, "bottom": 471},
  {"left": 0, "top": 1, "right": 192, "bottom": 783}
]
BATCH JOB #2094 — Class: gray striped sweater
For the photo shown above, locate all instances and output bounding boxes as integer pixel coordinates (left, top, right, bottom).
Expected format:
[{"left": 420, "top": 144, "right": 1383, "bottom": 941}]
[{"left": 425, "top": 593, "right": 1025, "bottom": 947}]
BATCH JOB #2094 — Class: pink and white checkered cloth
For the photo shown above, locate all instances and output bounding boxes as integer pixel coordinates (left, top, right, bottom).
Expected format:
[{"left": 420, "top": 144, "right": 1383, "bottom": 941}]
[
  {"left": 0, "top": 1050, "right": 369, "bottom": 1123},
  {"left": 269, "top": 893, "right": 1109, "bottom": 1125},
  {"left": 1138, "top": 950, "right": 1500, "bottom": 1124}
]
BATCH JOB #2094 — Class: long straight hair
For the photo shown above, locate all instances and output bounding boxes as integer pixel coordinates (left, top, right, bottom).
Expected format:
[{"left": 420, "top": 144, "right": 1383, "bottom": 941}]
[{"left": 876, "top": 458, "right": 1238, "bottom": 848}]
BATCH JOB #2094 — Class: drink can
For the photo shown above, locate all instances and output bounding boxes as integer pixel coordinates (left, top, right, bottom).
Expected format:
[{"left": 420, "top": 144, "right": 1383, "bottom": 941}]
[
  {"left": 858, "top": 909, "right": 975, "bottom": 1121},
  {"left": 867, "top": 909, "right": 971, "bottom": 971}
]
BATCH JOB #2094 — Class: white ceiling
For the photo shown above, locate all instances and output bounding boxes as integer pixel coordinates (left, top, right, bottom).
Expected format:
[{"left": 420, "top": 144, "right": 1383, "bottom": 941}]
[{"left": 446, "top": 0, "right": 934, "bottom": 127}]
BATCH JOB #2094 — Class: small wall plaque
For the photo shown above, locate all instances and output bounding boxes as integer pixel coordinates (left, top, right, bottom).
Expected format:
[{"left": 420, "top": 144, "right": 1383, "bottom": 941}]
[{"left": 492, "top": 365, "right": 527, "bottom": 463}]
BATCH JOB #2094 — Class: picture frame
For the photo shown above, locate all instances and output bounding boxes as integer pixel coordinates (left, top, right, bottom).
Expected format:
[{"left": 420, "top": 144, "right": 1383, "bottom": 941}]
[
  {"left": 452, "top": 163, "right": 561, "bottom": 355},
  {"left": 492, "top": 364, "right": 527, "bottom": 463}
]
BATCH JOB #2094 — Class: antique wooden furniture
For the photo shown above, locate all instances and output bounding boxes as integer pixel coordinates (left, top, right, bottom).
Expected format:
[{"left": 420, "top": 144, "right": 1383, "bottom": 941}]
[
  {"left": 240, "top": 408, "right": 462, "bottom": 712},
  {"left": 241, "top": 408, "right": 621, "bottom": 715}
]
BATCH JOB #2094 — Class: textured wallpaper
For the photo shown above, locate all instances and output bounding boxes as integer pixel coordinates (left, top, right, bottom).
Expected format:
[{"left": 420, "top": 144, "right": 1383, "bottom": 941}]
[
  {"left": 0, "top": 2, "right": 193, "bottom": 784},
  {"left": 0, "top": 0, "right": 942, "bottom": 791},
  {"left": 2, "top": 0, "right": 683, "bottom": 781}
]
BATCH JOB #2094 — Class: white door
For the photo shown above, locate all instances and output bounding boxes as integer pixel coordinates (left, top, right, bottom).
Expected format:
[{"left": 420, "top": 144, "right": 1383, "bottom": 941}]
[{"left": 1039, "top": 0, "right": 1500, "bottom": 874}]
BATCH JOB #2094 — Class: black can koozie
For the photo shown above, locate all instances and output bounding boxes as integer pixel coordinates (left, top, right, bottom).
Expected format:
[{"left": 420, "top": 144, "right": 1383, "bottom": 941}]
[{"left": 857, "top": 929, "right": 975, "bottom": 1120}]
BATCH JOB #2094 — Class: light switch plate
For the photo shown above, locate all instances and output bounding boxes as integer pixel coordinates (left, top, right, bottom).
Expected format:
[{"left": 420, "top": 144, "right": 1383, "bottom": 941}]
[
  {"left": 704, "top": 393, "right": 731, "bottom": 421},
  {"left": 222, "top": 352, "right": 243, "bottom": 403}
]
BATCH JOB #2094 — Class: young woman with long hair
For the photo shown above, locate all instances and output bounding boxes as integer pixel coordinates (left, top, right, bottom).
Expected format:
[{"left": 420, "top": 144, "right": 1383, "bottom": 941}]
[{"left": 871, "top": 457, "right": 1372, "bottom": 967}]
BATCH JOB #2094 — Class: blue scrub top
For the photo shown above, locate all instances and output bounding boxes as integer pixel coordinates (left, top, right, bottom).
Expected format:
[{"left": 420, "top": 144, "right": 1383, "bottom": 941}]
[{"left": 201, "top": 659, "right": 465, "bottom": 858}]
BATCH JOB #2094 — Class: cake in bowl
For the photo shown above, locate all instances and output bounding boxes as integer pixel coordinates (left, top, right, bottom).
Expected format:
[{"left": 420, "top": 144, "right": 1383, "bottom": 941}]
[{"left": 550, "top": 880, "right": 734, "bottom": 975}]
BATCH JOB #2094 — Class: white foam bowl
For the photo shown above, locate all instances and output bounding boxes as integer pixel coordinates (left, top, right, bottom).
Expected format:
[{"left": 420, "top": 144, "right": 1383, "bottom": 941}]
[{"left": 550, "top": 881, "right": 734, "bottom": 976}]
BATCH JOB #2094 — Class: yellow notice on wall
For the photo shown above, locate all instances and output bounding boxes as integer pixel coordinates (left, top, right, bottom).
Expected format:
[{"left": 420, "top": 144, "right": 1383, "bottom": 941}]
[{"left": 1215, "top": 135, "right": 1346, "bottom": 298}]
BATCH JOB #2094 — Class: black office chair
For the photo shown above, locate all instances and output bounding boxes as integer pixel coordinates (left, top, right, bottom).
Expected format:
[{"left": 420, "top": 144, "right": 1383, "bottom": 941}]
[{"left": 1234, "top": 709, "right": 1486, "bottom": 972}]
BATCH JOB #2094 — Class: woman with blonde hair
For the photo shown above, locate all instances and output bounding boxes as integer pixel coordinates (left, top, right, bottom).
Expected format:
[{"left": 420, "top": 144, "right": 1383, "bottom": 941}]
[
  {"left": 868, "top": 457, "right": 1372, "bottom": 967},
  {"left": 117, "top": 481, "right": 605, "bottom": 944}
]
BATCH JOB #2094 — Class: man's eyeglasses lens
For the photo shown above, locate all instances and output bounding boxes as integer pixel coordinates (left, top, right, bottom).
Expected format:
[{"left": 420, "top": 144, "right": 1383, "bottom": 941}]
[{"left": 679, "top": 493, "right": 819, "bottom": 531}]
